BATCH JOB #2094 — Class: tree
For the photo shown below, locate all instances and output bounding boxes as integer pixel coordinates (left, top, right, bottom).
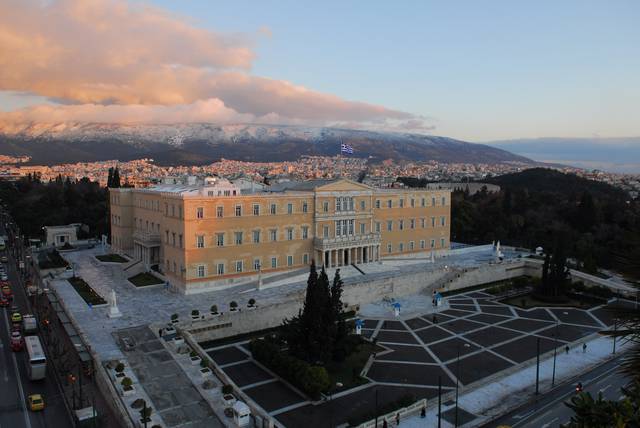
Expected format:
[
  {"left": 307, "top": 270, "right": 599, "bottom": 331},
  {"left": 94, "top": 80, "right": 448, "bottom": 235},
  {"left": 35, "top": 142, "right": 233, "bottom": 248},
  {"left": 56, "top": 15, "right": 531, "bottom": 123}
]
[
  {"left": 111, "top": 167, "right": 121, "bottom": 188},
  {"left": 330, "top": 269, "right": 348, "bottom": 361},
  {"left": 565, "top": 383, "right": 640, "bottom": 427}
]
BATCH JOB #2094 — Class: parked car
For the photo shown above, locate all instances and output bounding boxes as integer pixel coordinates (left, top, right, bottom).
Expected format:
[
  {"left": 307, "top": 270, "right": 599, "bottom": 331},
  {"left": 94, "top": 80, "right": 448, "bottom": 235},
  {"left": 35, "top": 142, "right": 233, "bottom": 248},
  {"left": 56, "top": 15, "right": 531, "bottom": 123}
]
[
  {"left": 0, "top": 256, "right": 7, "bottom": 263},
  {"left": 10, "top": 330, "right": 23, "bottom": 351},
  {"left": 0, "top": 296, "right": 8, "bottom": 307},
  {"left": 11, "top": 311, "right": 22, "bottom": 323},
  {"left": 0, "top": 273, "right": 8, "bottom": 281},
  {"left": 1, "top": 285, "right": 12, "bottom": 299}
]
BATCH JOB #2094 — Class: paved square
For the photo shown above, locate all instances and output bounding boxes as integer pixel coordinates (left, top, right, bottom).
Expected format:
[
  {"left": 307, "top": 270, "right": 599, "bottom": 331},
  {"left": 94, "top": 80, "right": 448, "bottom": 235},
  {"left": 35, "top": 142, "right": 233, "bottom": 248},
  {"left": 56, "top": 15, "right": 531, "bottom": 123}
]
[
  {"left": 499, "top": 318, "right": 552, "bottom": 333},
  {"left": 206, "top": 346, "right": 249, "bottom": 365},
  {"left": 492, "top": 335, "right": 558, "bottom": 363},
  {"left": 467, "top": 313, "right": 511, "bottom": 325},
  {"left": 441, "top": 309, "right": 476, "bottom": 318},
  {"left": 428, "top": 337, "right": 480, "bottom": 363},
  {"left": 243, "top": 381, "right": 305, "bottom": 412},
  {"left": 376, "top": 344, "right": 436, "bottom": 363},
  {"left": 439, "top": 319, "right": 486, "bottom": 334},
  {"left": 405, "top": 317, "right": 430, "bottom": 330},
  {"left": 381, "top": 320, "right": 406, "bottom": 330},
  {"left": 448, "top": 298, "right": 476, "bottom": 305},
  {"left": 549, "top": 309, "right": 603, "bottom": 327},
  {"left": 479, "top": 305, "right": 514, "bottom": 316},
  {"left": 446, "top": 351, "right": 514, "bottom": 385},
  {"left": 463, "top": 326, "right": 522, "bottom": 348},
  {"left": 375, "top": 330, "right": 419, "bottom": 344},
  {"left": 536, "top": 324, "right": 598, "bottom": 342},
  {"left": 223, "top": 361, "right": 274, "bottom": 387},
  {"left": 367, "top": 361, "right": 455, "bottom": 386},
  {"left": 415, "top": 326, "right": 454, "bottom": 344},
  {"left": 450, "top": 304, "right": 478, "bottom": 311},
  {"left": 514, "top": 308, "right": 554, "bottom": 321}
]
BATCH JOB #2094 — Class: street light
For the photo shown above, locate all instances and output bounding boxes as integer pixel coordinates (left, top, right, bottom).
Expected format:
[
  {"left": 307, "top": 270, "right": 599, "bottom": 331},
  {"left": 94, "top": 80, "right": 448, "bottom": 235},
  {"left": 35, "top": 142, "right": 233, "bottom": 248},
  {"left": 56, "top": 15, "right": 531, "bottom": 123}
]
[
  {"left": 551, "top": 319, "right": 559, "bottom": 387},
  {"left": 455, "top": 343, "right": 471, "bottom": 428},
  {"left": 535, "top": 337, "right": 541, "bottom": 395}
]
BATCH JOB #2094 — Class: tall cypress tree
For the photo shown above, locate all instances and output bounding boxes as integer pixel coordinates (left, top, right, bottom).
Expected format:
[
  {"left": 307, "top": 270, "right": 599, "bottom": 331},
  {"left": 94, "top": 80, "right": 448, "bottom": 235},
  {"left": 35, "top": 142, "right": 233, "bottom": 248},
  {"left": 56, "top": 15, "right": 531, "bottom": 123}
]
[
  {"left": 107, "top": 167, "right": 114, "bottom": 188},
  {"left": 112, "top": 167, "right": 121, "bottom": 188},
  {"left": 330, "top": 269, "right": 348, "bottom": 361}
]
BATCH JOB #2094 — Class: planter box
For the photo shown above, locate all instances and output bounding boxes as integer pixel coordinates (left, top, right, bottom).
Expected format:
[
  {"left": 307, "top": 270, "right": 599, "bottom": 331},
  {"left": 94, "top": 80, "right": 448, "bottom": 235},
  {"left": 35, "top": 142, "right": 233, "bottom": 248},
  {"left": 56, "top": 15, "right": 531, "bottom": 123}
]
[
  {"left": 246, "top": 306, "right": 256, "bottom": 310},
  {"left": 191, "top": 315, "right": 200, "bottom": 321},
  {"left": 200, "top": 368, "right": 212, "bottom": 378},
  {"left": 210, "top": 312, "right": 219, "bottom": 317},
  {"left": 164, "top": 326, "right": 176, "bottom": 335},
  {"left": 138, "top": 418, "right": 152, "bottom": 428},
  {"left": 121, "top": 385, "right": 136, "bottom": 397},
  {"left": 190, "top": 356, "right": 201, "bottom": 366},
  {"left": 170, "top": 319, "right": 179, "bottom": 325},
  {"left": 229, "top": 308, "right": 238, "bottom": 312},
  {"left": 222, "top": 394, "right": 237, "bottom": 407},
  {"left": 172, "top": 337, "right": 184, "bottom": 346}
]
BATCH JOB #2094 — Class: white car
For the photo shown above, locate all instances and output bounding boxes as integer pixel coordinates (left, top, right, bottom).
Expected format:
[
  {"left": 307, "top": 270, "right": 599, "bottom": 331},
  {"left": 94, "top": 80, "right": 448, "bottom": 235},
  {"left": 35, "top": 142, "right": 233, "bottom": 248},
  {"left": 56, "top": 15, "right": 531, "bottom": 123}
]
[{"left": 0, "top": 274, "right": 7, "bottom": 281}]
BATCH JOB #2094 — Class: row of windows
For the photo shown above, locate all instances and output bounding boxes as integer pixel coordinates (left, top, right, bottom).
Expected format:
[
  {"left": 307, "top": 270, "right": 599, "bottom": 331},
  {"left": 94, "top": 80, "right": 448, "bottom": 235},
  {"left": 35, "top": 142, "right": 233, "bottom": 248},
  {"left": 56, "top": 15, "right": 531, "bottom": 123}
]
[
  {"left": 374, "top": 196, "right": 447, "bottom": 209},
  {"left": 196, "top": 201, "right": 309, "bottom": 219},
  {"left": 386, "top": 238, "right": 447, "bottom": 253},
  {"left": 379, "top": 216, "right": 446, "bottom": 232},
  {"left": 193, "top": 253, "right": 310, "bottom": 277},
  {"left": 196, "top": 226, "right": 310, "bottom": 248}
]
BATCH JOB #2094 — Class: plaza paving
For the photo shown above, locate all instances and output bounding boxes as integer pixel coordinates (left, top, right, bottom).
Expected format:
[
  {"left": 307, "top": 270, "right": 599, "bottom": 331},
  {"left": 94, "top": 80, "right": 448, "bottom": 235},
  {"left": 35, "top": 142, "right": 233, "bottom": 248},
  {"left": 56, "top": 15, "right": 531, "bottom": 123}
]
[{"left": 199, "top": 291, "right": 618, "bottom": 427}]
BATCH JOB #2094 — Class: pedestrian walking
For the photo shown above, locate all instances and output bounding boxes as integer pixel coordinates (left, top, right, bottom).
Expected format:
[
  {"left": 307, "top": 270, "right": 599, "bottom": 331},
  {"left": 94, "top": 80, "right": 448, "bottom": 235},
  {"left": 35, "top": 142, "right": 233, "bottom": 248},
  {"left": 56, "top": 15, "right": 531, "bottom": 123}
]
[
  {"left": 421, "top": 406, "right": 426, "bottom": 418},
  {"left": 158, "top": 328, "right": 163, "bottom": 338},
  {"left": 382, "top": 420, "right": 388, "bottom": 428},
  {"left": 396, "top": 412, "right": 400, "bottom": 426},
  {"left": 582, "top": 343, "right": 587, "bottom": 353},
  {"left": 432, "top": 314, "right": 437, "bottom": 324},
  {"left": 565, "top": 345, "right": 570, "bottom": 355}
]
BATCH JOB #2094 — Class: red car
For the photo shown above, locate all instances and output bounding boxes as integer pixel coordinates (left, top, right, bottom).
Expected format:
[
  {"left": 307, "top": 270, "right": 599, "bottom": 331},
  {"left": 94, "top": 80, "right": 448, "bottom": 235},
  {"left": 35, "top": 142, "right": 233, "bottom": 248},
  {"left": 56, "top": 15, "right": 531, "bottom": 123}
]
[
  {"left": 10, "top": 330, "right": 23, "bottom": 351},
  {"left": 0, "top": 296, "right": 8, "bottom": 307},
  {"left": 1, "top": 285, "right": 12, "bottom": 300}
]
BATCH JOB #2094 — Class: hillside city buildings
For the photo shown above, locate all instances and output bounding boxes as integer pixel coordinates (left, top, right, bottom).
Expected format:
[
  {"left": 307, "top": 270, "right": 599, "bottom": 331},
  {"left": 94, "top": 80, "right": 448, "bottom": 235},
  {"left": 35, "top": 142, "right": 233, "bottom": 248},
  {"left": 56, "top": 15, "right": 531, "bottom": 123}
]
[{"left": 109, "top": 177, "right": 451, "bottom": 294}]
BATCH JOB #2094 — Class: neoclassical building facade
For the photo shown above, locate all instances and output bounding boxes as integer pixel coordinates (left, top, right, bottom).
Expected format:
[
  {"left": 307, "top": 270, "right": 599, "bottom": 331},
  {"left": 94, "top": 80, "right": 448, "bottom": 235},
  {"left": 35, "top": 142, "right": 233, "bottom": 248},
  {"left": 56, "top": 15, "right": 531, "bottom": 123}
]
[{"left": 110, "top": 177, "right": 451, "bottom": 294}]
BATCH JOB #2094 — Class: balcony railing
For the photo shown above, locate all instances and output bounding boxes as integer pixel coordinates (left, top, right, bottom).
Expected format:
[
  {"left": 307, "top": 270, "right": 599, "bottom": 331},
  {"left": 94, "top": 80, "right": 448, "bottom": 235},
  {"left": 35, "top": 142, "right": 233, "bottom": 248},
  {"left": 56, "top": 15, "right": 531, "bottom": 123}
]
[
  {"left": 313, "top": 232, "right": 381, "bottom": 251},
  {"left": 132, "top": 230, "right": 161, "bottom": 246}
]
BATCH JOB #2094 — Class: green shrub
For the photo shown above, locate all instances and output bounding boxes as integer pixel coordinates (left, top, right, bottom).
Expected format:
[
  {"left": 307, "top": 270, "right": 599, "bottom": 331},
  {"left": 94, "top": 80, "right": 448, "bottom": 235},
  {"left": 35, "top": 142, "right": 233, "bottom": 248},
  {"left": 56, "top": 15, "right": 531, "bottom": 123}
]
[
  {"left": 191, "top": 309, "right": 200, "bottom": 317},
  {"left": 249, "top": 339, "right": 330, "bottom": 399},
  {"left": 131, "top": 399, "right": 145, "bottom": 409},
  {"left": 115, "top": 362, "right": 125, "bottom": 373},
  {"left": 248, "top": 298, "right": 256, "bottom": 307},
  {"left": 200, "top": 359, "right": 208, "bottom": 368},
  {"left": 210, "top": 304, "right": 218, "bottom": 313},
  {"left": 121, "top": 377, "right": 133, "bottom": 388},
  {"left": 190, "top": 351, "right": 198, "bottom": 358},
  {"left": 230, "top": 301, "right": 238, "bottom": 310},
  {"left": 221, "top": 384, "right": 233, "bottom": 395},
  {"left": 171, "top": 313, "right": 178, "bottom": 321}
]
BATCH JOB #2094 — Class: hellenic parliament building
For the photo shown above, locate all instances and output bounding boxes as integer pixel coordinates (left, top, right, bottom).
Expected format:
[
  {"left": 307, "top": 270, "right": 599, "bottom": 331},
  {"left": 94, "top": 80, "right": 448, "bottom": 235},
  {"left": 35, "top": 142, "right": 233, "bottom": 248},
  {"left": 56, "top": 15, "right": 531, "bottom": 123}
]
[{"left": 110, "top": 177, "right": 451, "bottom": 294}]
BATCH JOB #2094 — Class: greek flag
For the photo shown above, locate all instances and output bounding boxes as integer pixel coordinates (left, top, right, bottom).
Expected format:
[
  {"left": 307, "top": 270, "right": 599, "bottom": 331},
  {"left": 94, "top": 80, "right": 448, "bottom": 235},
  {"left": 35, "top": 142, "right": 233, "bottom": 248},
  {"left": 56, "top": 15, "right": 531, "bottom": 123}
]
[{"left": 340, "top": 143, "right": 354, "bottom": 154}]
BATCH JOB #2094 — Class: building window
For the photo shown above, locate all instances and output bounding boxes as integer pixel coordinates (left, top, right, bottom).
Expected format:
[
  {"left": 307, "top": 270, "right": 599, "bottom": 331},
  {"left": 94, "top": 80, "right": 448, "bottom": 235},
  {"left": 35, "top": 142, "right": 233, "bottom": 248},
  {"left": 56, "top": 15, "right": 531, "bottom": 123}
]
[
  {"left": 360, "top": 200, "right": 365, "bottom": 210},
  {"left": 270, "top": 203, "right": 277, "bottom": 215},
  {"left": 431, "top": 239, "right": 435, "bottom": 248},
  {"left": 387, "top": 220, "right": 393, "bottom": 232},
  {"left": 235, "top": 205, "right": 242, "bottom": 217},
  {"left": 441, "top": 238, "right": 446, "bottom": 247},
  {"left": 286, "top": 228, "right": 294, "bottom": 240},
  {"left": 302, "top": 201, "right": 308, "bottom": 213},
  {"left": 254, "top": 259, "right": 261, "bottom": 271},
  {"left": 360, "top": 223, "right": 365, "bottom": 234},
  {"left": 410, "top": 219, "right": 415, "bottom": 229},
  {"left": 287, "top": 255, "right": 293, "bottom": 266},
  {"left": 197, "top": 265, "right": 205, "bottom": 278},
  {"left": 399, "top": 199, "right": 405, "bottom": 208},
  {"left": 302, "top": 226, "right": 309, "bottom": 239},
  {"left": 216, "top": 233, "right": 224, "bottom": 247},
  {"left": 410, "top": 241, "right": 415, "bottom": 250},
  {"left": 399, "top": 242, "right": 404, "bottom": 252},
  {"left": 387, "top": 244, "right": 392, "bottom": 253},
  {"left": 179, "top": 234, "right": 183, "bottom": 248},
  {"left": 217, "top": 206, "right": 223, "bottom": 218},
  {"left": 323, "top": 201, "right": 329, "bottom": 212},
  {"left": 432, "top": 197, "right": 436, "bottom": 206},
  {"left": 166, "top": 260, "right": 170, "bottom": 272},
  {"left": 236, "top": 261, "right": 243, "bottom": 273},
  {"left": 165, "top": 230, "right": 169, "bottom": 243},
  {"left": 336, "top": 197, "right": 341, "bottom": 211},
  {"left": 336, "top": 220, "right": 342, "bottom": 237},
  {"left": 253, "top": 230, "right": 260, "bottom": 243},
  {"left": 442, "top": 196, "right": 446, "bottom": 205},
  {"left": 217, "top": 263, "right": 225, "bottom": 275},
  {"left": 421, "top": 198, "right": 426, "bottom": 207},
  {"left": 375, "top": 222, "right": 381, "bottom": 233},
  {"left": 323, "top": 226, "right": 329, "bottom": 238},
  {"left": 441, "top": 216, "right": 446, "bottom": 227},
  {"left": 196, "top": 207, "right": 203, "bottom": 218},
  {"left": 410, "top": 198, "right": 415, "bottom": 208},
  {"left": 287, "top": 203, "right": 293, "bottom": 214},
  {"left": 303, "top": 253, "right": 309, "bottom": 265},
  {"left": 271, "top": 257, "right": 277, "bottom": 268},
  {"left": 387, "top": 199, "right": 392, "bottom": 208},
  {"left": 420, "top": 240, "right": 425, "bottom": 249},
  {"left": 234, "top": 232, "right": 243, "bottom": 245},
  {"left": 165, "top": 203, "right": 168, "bottom": 215},
  {"left": 348, "top": 219, "right": 354, "bottom": 235},
  {"left": 253, "top": 204, "right": 260, "bottom": 216},
  {"left": 431, "top": 217, "right": 436, "bottom": 227},
  {"left": 421, "top": 218, "right": 426, "bottom": 228},
  {"left": 172, "top": 232, "right": 176, "bottom": 246},
  {"left": 196, "top": 235, "right": 204, "bottom": 248},
  {"left": 399, "top": 220, "right": 404, "bottom": 230},
  {"left": 375, "top": 199, "right": 381, "bottom": 209},
  {"left": 270, "top": 229, "right": 278, "bottom": 241}
]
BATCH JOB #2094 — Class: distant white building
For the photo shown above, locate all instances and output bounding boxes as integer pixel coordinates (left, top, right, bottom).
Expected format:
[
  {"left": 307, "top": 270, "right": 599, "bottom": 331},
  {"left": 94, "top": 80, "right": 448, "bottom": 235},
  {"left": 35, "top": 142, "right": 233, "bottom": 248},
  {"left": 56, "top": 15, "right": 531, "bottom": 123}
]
[{"left": 44, "top": 224, "right": 82, "bottom": 247}]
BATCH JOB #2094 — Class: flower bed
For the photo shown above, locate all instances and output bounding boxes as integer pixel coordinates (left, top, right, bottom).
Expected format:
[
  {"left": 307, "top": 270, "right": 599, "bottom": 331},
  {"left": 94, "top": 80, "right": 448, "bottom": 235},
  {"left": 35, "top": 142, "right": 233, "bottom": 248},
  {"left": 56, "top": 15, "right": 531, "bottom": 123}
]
[
  {"left": 128, "top": 272, "right": 164, "bottom": 287},
  {"left": 68, "top": 276, "right": 106, "bottom": 305},
  {"left": 96, "top": 254, "right": 128, "bottom": 263}
]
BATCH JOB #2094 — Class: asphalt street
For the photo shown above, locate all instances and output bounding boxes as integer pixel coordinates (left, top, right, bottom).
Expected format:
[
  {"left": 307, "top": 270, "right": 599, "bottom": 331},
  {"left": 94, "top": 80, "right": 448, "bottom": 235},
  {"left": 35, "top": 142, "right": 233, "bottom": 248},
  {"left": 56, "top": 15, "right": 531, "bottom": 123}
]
[
  {"left": 0, "top": 223, "right": 72, "bottom": 428},
  {"left": 484, "top": 353, "right": 631, "bottom": 428}
]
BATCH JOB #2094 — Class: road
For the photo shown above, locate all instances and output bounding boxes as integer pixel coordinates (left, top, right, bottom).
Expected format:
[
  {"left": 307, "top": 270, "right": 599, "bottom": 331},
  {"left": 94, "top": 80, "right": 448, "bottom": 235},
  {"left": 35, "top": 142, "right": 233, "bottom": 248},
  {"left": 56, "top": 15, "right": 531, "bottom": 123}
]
[
  {"left": 484, "top": 354, "right": 630, "bottom": 428},
  {"left": 0, "top": 221, "right": 72, "bottom": 428}
]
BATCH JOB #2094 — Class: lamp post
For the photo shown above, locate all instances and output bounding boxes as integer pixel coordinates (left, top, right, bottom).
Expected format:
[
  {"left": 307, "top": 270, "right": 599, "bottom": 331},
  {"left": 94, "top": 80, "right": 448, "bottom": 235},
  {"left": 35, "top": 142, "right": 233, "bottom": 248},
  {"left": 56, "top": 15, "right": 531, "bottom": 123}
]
[
  {"left": 455, "top": 343, "right": 470, "bottom": 428},
  {"left": 613, "top": 319, "right": 617, "bottom": 354},
  {"left": 438, "top": 376, "right": 442, "bottom": 428},
  {"left": 535, "top": 337, "right": 541, "bottom": 395},
  {"left": 551, "top": 320, "right": 559, "bottom": 387}
]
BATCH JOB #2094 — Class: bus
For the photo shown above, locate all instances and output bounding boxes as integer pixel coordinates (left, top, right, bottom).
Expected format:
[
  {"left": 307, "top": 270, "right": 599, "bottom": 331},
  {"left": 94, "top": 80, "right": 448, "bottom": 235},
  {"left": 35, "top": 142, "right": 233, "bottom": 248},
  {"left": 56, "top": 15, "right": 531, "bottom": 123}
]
[{"left": 24, "top": 335, "right": 46, "bottom": 380}]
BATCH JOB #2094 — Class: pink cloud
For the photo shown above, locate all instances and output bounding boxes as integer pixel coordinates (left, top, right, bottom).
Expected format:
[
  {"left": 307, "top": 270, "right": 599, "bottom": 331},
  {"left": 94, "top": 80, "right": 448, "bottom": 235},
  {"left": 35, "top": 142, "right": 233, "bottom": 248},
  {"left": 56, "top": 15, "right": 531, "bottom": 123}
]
[{"left": 0, "top": 0, "right": 430, "bottom": 131}]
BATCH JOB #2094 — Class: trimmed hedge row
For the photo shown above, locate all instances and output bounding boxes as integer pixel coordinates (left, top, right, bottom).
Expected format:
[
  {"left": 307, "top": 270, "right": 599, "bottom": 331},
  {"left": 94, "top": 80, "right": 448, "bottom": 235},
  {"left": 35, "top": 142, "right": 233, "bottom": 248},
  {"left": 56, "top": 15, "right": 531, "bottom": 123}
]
[{"left": 249, "top": 339, "right": 330, "bottom": 400}]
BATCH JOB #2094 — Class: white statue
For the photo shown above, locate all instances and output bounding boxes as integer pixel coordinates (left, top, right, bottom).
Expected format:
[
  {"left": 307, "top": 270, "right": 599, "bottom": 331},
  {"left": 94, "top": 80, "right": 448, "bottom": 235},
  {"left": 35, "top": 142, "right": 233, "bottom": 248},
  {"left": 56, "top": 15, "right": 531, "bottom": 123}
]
[{"left": 108, "top": 289, "right": 122, "bottom": 318}]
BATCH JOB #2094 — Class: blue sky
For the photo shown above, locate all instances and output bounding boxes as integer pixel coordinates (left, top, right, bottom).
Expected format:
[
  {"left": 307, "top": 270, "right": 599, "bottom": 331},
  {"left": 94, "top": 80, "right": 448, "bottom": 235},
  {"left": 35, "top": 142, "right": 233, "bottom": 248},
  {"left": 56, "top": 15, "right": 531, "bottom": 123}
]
[{"left": 1, "top": 0, "right": 638, "bottom": 141}]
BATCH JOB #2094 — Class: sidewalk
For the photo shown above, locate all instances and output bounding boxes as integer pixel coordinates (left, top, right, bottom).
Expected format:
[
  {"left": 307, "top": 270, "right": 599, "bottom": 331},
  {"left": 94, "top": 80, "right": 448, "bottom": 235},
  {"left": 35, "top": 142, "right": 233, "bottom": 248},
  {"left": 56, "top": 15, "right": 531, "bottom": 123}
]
[{"left": 399, "top": 334, "right": 631, "bottom": 427}]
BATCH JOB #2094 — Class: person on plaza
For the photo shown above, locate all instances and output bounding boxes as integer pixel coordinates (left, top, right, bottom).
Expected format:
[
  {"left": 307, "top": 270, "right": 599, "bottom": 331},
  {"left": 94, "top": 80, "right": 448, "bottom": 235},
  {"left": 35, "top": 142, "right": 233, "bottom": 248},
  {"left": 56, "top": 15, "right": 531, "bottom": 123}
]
[
  {"left": 582, "top": 343, "right": 587, "bottom": 353},
  {"left": 382, "top": 420, "right": 388, "bottom": 428},
  {"left": 565, "top": 345, "right": 570, "bottom": 355},
  {"left": 421, "top": 406, "right": 426, "bottom": 418},
  {"left": 432, "top": 314, "right": 437, "bottom": 324},
  {"left": 396, "top": 412, "right": 400, "bottom": 426}
]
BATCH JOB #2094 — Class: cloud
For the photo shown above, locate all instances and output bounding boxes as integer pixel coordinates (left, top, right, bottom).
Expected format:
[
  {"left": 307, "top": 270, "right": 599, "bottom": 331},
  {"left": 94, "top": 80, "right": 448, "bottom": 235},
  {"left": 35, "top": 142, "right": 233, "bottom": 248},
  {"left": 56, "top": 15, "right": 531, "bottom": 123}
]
[{"left": 0, "top": 0, "right": 430, "bottom": 132}]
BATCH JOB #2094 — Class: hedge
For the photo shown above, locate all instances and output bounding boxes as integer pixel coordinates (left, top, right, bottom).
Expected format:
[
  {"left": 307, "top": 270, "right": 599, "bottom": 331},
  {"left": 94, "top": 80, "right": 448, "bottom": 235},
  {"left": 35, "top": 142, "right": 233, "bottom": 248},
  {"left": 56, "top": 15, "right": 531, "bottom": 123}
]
[{"left": 249, "top": 339, "right": 330, "bottom": 400}]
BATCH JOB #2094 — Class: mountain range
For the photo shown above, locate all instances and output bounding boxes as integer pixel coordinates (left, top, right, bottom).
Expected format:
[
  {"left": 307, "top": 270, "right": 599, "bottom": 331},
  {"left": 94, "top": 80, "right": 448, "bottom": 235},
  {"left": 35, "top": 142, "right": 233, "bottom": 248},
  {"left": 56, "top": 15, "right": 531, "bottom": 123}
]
[{"left": 0, "top": 122, "right": 533, "bottom": 166}]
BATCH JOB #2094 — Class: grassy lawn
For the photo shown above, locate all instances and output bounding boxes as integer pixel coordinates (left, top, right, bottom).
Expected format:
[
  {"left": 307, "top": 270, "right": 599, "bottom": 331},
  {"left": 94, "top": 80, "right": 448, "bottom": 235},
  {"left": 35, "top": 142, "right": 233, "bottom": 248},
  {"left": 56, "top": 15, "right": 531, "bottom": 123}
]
[
  {"left": 38, "top": 249, "right": 69, "bottom": 269},
  {"left": 501, "top": 293, "right": 598, "bottom": 309},
  {"left": 96, "top": 254, "right": 128, "bottom": 263},
  {"left": 68, "top": 276, "right": 106, "bottom": 306},
  {"left": 128, "top": 272, "right": 164, "bottom": 287},
  {"left": 325, "top": 339, "right": 381, "bottom": 392}
]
